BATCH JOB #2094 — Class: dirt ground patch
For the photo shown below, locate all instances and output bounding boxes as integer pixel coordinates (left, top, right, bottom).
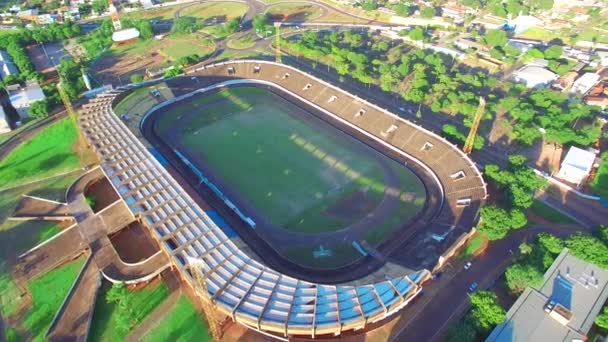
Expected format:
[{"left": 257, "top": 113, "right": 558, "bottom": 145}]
[
  {"left": 325, "top": 189, "right": 376, "bottom": 220},
  {"left": 26, "top": 42, "right": 70, "bottom": 74},
  {"left": 85, "top": 177, "right": 119, "bottom": 213},
  {"left": 110, "top": 221, "right": 160, "bottom": 264},
  {"left": 90, "top": 35, "right": 214, "bottom": 86}
]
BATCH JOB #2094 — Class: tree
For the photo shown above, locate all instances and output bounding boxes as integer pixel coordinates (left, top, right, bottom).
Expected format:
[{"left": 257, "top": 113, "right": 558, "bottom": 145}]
[
  {"left": 420, "top": 6, "right": 436, "bottom": 18},
  {"left": 393, "top": 3, "right": 411, "bottom": 16},
  {"left": 469, "top": 291, "right": 506, "bottom": 332},
  {"left": 172, "top": 17, "right": 198, "bottom": 34},
  {"left": 226, "top": 17, "right": 240, "bottom": 34},
  {"left": 479, "top": 206, "right": 527, "bottom": 240},
  {"left": 408, "top": 27, "right": 426, "bottom": 41},
  {"left": 130, "top": 74, "right": 144, "bottom": 83},
  {"left": 519, "top": 242, "right": 533, "bottom": 255},
  {"left": 505, "top": 263, "right": 544, "bottom": 293},
  {"left": 565, "top": 234, "right": 608, "bottom": 269},
  {"left": 484, "top": 155, "right": 547, "bottom": 208},
  {"left": 596, "top": 307, "right": 608, "bottom": 330},
  {"left": 543, "top": 45, "right": 563, "bottom": 60},
  {"left": 445, "top": 319, "right": 476, "bottom": 342},
  {"left": 360, "top": 0, "right": 378, "bottom": 11},
  {"left": 483, "top": 29, "right": 508, "bottom": 47},
  {"left": 91, "top": 0, "right": 108, "bottom": 13},
  {"left": 253, "top": 14, "right": 269, "bottom": 33},
  {"left": 28, "top": 100, "right": 49, "bottom": 118}
]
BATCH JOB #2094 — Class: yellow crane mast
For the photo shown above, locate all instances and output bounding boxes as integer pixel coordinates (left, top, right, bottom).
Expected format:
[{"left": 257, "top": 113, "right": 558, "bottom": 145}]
[
  {"left": 463, "top": 96, "right": 486, "bottom": 154},
  {"left": 274, "top": 22, "right": 282, "bottom": 63},
  {"left": 57, "top": 83, "right": 88, "bottom": 159}
]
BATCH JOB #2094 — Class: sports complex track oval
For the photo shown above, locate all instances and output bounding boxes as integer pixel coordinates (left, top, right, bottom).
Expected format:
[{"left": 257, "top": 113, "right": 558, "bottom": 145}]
[
  {"left": 79, "top": 60, "right": 487, "bottom": 338},
  {"left": 142, "top": 83, "right": 440, "bottom": 279}
]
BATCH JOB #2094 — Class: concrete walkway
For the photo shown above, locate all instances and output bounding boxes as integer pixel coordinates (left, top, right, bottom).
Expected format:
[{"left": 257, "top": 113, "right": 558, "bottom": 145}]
[
  {"left": 46, "top": 257, "right": 101, "bottom": 342},
  {"left": 12, "top": 167, "right": 172, "bottom": 342}
]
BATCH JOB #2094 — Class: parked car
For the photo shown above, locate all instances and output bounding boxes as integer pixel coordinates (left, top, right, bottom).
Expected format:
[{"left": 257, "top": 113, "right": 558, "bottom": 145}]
[
  {"left": 468, "top": 282, "right": 478, "bottom": 293},
  {"left": 464, "top": 262, "right": 472, "bottom": 270}
]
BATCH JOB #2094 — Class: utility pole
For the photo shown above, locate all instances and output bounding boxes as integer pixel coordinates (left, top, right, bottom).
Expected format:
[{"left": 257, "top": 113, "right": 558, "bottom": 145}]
[
  {"left": 463, "top": 96, "right": 486, "bottom": 154},
  {"left": 274, "top": 22, "right": 282, "bottom": 63}
]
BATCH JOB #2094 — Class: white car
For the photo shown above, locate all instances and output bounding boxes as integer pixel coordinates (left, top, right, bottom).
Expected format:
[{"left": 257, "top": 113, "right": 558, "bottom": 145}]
[{"left": 464, "top": 262, "right": 472, "bottom": 270}]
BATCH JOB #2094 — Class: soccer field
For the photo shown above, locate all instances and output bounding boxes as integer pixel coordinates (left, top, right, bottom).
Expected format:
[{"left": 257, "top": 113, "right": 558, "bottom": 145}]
[{"left": 155, "top": 87, "right": 426, "bottom": 235}]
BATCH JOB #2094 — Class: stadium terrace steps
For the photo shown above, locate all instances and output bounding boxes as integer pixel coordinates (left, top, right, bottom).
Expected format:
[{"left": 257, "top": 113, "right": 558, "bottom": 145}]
[{"left": 77, "top": 60, "right": 486, "bottom": 338}]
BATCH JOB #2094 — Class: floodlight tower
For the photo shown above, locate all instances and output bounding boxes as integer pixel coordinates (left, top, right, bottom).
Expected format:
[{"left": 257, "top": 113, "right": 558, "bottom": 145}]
[{"left": 57, "top": 83, "right": 88, "bottom": 160}]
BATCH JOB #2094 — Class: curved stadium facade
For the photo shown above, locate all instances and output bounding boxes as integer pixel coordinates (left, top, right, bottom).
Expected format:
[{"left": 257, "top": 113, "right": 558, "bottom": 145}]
[{"left": 78, "top": 60, "right": 487, "bottom": 338}]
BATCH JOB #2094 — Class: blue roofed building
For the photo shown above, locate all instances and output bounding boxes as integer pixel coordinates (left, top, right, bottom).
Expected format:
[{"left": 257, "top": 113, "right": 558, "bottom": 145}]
[{"left": 487, "top": 249, "right": 608, "bottom": 342}]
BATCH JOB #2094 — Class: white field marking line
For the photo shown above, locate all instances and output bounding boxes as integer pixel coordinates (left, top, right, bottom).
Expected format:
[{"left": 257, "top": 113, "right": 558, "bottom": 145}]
[{"left": 21, "top": 194, "right": 67, "bottom": 205}]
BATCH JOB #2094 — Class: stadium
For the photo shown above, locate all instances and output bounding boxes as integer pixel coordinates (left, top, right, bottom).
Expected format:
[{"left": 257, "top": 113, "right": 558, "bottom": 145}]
[{"left": 78, "top": 60, "right": 487, "bottom": 338}]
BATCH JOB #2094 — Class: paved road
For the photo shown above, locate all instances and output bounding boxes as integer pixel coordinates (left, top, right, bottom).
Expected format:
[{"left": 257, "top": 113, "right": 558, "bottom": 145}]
[{"left": 387, "top": 224, "right": 587, "bottom": 341}]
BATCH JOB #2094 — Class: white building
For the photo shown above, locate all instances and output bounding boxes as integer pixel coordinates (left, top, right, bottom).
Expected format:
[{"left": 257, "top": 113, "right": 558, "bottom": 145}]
[
  {"left": 0, "top": 49, "right": 18, "bottom": 80},
  {"left": 556, "top": 146, "right": 597, "bottom": 187},
  {"left": 571, "top": 72, "right": 600, "bottom": 95},
  {"left": 596, "top": 50, "right": 608, "bottom": 67},
  {"left": 507, "top": 15, "right": 543, "bottom": 35},
  {"left": 8, "top": 80, "right": 46, "bottom": 119},
  {"left": 0, "top": 105, "right": 11, "bottom": 134},
  {"left": 513, "top": 65, "right": 558, "bottom": 88}
]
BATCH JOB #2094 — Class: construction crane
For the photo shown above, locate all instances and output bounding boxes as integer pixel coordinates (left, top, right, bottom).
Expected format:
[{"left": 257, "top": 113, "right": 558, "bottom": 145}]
[
  {"left": 463, "top": 96, "right": 486, "bottom": 154},
  {"left": 274, "top": 22, "right": 281, "bottom": 63},
  {"left": 57, "top": 83, "right": 88, "bottom": 160},
  {"left": 108, "top": 0, "right": 122, "bottom": 31}
]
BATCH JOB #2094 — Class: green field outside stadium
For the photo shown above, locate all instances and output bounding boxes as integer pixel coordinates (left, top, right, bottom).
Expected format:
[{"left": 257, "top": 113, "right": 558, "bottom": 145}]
[{"left": 155, "top": 87, "right": 426, "bottom": 235}]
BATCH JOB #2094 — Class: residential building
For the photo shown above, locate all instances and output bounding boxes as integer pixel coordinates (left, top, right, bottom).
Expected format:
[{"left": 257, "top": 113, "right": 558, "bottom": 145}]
[
  {"left": 571, "top": 72, "right": 600, "bottom": 95},
  {"left": 506, "top": 15, "right": 543, "bottom": 34},
  {"left": 0, "top": 49, "right": 18, "bottom": 80},
  {"left": 556, "top": 146, "right": 598, "bottom": 187},
  {"left": 597, "top": 50, "right": 608, "bottom": 67},
  {"left": 16, "top": 9, "right": 38, "bottom": 22},
  {"left": 441, "top": 5, "right": 466, "bottom": 23},
  {"left": 8, "top": 80, "right": 46, "bottom": 119},
  {"left": 487, "top": 248, "right": 608, "bottom": 342},
  {"left": 0, "top": 105, "right": 11, "bottom": 134},
  {"left": 552, "top": 72, "right": 579, "bottom": 91},
  {"left": 513, "top": 65, "right": 558, "bottom": 88}
]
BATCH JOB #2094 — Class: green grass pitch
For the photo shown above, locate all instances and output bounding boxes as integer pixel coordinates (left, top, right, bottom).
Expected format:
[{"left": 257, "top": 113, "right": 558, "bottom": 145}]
[{"left": 156, "top": 87, "right": 426, "bottom": 235}]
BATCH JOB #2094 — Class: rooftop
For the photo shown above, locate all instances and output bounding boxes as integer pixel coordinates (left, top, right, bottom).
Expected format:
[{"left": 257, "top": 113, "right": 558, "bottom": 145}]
[{"left": 487, "top": 249, "right": 608, "bottom": 342}]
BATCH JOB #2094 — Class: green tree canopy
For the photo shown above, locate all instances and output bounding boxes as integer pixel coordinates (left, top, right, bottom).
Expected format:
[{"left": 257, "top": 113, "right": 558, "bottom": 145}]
[
  {"left": 479, "top": 206, "right": 527, "bottom": 240},
  {"left": 483, "top": 29, "right": 508, "bottom": 47},
  {"left": 505, "top": 263, "right": 544, "bottom": 293},
  {"left": 469, "top": 291, "right": 506, "bottom": 332},
  {"left": 420, "top": 6, "right": 436, "bottom": 18},
  {"left": 596, "top": 307, "right": 608, "bottom": 330}
]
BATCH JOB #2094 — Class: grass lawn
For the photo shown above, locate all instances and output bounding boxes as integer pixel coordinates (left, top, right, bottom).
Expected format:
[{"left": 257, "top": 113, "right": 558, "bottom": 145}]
[
  {"left": 266, "top": 3, "right": 322, "bottom": 21},
  {"left": 22, "top": 257, "right": 86, "bottom": 342},
  {"left": 122, "top": 6, "right": 180, "bottom": 20},
  {"left": 89, "top": 281, "right": 170, "bottom": 342},
  {"left": 529, "top": 200, "right": 577, "bottom": 224},
  {"left": 110, "top": 34, "right": 214, "bottom": 65},
  {"left": 459, "top": 234, "right": 488, "bottom": 259},
  {"left": 180, "top": 2, "right": 248, "bottom": 20},
  {"left": 226, "top": 34, "right": 255, "bottom": 50},
  {"left": 158, "top": 87, "right": 424, "bottom": 233},
  {"left": 592, "top": 153, "right": 608, "bottom": 199},
  {"left": 516, "top": 27, "right": 560, "bottom": 41},
  {"left": 574, "top": 29, "right": 608, "bottom": 44},
  {"left": 284, "top": 243, "right": 360, "bottom": 269},
  {"left": 0, "top": 118, "right": 81, "bottom": 189},
  {"left": 0, "top": 173, "right": 79, "bottom": 318},
  {"left": 141, "top": 295, "right": 211, "bottom": 342}
]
